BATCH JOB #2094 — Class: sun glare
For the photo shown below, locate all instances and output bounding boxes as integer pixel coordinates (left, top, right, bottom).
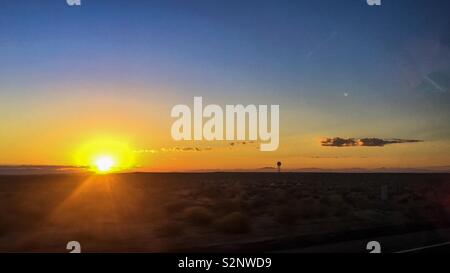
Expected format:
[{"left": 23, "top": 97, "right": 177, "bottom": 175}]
[
  {"left": 94, "top": 156, "right": 116, "bottom": 173},
  {"left": 74, "top": 138, "right": 136, "bottom": 174}
]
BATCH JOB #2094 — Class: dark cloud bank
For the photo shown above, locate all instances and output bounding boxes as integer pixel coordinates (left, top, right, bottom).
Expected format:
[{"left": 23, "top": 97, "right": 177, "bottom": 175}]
[{"left": 321, "top": 137, "right": 423, "bottom": 147}]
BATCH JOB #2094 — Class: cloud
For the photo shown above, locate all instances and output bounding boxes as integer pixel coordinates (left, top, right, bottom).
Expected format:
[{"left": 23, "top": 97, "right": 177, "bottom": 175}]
[
  {"left": 134, "top": 149, "right": 159, "bottom": 154},
  {"left": 136, "top": 141, "right": 258, "bottom": 154},
  {"left": 321, "top": 138, "right": 357, "bottom": 147},
  {"left": 228, "top": 141, "right": 260, "bottom": 150},
  {"left": 135, "top": 146, "right": 212, "bottom": 153},
  {"left": 229, "top": 141, "right": 255, "bottom": 146},
  {"left": 321, "top": 137, "right": 423, "bottom": 147},
  {"left": 181, "top": 147, "right": 205, "bottom": 152}
]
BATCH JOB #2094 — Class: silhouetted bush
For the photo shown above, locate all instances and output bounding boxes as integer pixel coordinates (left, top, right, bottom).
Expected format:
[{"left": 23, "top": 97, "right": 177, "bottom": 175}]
[
  {"left": 181, "top": 206, "right": 213, "bottom": 226},
  {"left": 214, "top": 212, "right": 251, "bottom": 234}
]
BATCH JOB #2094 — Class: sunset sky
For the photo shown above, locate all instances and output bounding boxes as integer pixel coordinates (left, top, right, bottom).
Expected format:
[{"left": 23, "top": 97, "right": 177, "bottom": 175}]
[{"left": 1, "top": 0, "right": 449, "bottom": 171}]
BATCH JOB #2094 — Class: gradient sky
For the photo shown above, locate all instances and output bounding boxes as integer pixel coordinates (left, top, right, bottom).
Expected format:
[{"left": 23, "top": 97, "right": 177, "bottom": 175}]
[{"left": 1, "top": 0, "right": 449, "bottom": 171}]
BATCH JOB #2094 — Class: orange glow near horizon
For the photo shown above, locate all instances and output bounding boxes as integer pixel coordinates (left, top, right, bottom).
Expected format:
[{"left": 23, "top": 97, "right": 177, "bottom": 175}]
[{"left": 0, "top": 93, "right": 449, "bottom": 172}]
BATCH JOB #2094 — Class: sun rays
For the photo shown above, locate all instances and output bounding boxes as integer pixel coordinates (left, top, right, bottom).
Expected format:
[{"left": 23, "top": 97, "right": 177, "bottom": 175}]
[{"left": 74, "top": 138, "right": 136, "bottom": 174}]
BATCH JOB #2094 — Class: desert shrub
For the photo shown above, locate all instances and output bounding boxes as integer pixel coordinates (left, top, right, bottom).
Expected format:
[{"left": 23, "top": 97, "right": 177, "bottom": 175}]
[
  {"left": 247, "top": 194, "right": 267, "bottom": 212},
  {"left": 319, "top": 194, "right": 352, "bottom": 217},
  {"left": 328, "top": 194, "right": 345, "bottom": 204},
  {"left": 180, "top": 206, "right": 213, "bottom": 226},
  {"left": 297, "top": 198, "right": 322, "bottom": 219},
  {"left": 271, "top": 188, "right": 288, "bottom": 203},
  {"left": 333, "top": 203, "right": 351, "bottom": 218},
  {"left": 396, "top": 194, "right": 410, "bottom": 205},
  {"left": 342, "top": 192, "right": 376, "bottom": 210},
  {"left": 320, "top": 195, "right": 332, "bottom": 206},
  {"left": 154, "top": 221, "right": 184, "bottom": 237},
  {"left": 204, "top": 187, "right": 225, "bottom": 199},
  {"left": 164, "top": 200, "right": 192, "bottom": 215},
  {"left": 214, "top": 212, "right": 251, "bottom": 234},
  {"left": 274, "top": 205, "right": 299, "bottom": 226},
  {"left": 213, "top": 198, "right": 244, "bottom": 215},
  {"left": 316, "top": 204, "right": 329, "bottom": 218}
]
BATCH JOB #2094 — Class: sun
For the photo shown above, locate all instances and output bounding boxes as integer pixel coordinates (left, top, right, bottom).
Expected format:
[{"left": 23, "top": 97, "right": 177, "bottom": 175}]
[
  {"left": 74, "top": 138, "right": 136, "bottom": 174},
  {"left": 94, "top": 155, "right": 116, "bottom": 173}
]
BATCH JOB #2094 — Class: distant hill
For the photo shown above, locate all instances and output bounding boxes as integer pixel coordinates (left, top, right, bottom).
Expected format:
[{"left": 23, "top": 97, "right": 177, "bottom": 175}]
[{"left": 0, "top": 165, "right": 87, "bottom": 175}]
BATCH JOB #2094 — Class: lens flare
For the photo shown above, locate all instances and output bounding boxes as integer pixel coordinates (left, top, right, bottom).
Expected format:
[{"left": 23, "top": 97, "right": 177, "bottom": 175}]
[
  {"left": 94, "top": 156, "right": 116, "bottom": 173},
  {"left": 74, "top": 138, "right": 136, "bottom": 173}
]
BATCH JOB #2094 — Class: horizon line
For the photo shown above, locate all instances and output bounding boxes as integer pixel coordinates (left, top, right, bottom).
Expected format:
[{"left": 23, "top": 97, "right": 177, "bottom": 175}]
[{"left": 0, "top": 164, "right": 449, "bottom": 175}]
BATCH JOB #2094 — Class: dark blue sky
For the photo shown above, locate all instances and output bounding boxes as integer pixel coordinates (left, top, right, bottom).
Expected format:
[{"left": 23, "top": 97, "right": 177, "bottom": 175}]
[
  {"left": 1, "top": 1, "right": 447, "bottom": 86},
  {"left": 1, "top": 1, "right": 449, "bottom": 98}
]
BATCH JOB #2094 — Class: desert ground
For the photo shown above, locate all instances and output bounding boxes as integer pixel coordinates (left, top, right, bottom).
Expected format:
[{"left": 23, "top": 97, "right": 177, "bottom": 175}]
[{"left": 0, "top": 173, "right": 449, "bottom": 252}]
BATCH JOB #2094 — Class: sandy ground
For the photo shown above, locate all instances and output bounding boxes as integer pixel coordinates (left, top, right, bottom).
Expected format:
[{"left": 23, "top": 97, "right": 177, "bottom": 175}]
[{"left": 0, "top": 173, "right": 449, "bottom": 252}]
